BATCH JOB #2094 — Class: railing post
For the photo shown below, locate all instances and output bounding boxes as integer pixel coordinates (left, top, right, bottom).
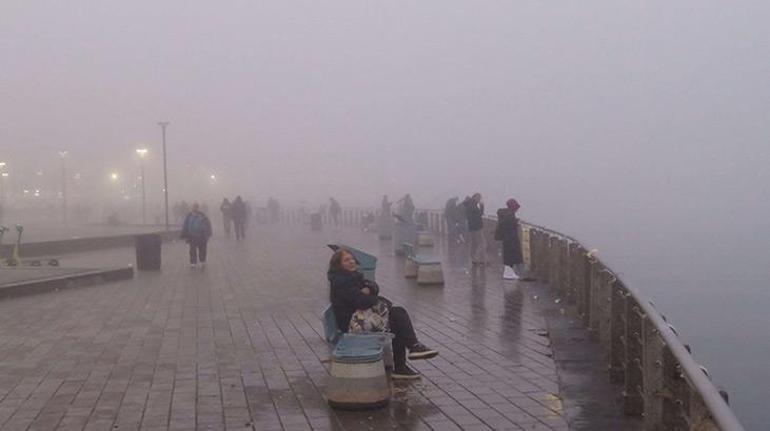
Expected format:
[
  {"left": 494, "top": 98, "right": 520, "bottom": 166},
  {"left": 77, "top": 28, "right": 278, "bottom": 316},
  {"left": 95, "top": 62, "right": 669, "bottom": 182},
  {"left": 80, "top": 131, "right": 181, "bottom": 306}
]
[
  {"left": 588, "top": 259, "right": 602, "bottom": 333},
  {"left": 643, "top": 317, "right": 665, "bottom": 429},
  {"left": 570, "top": 243, "right": 590, "bottom": 326},
  {"left": 547, "top": 235, "right": 557, "bottom": 285},
  {"left": 609, "top": 280, "right": 626, "bottom": 383},
  {"left": 662, "top": 346, "right": 690, "bottom": 430},
  {"left": 521, "top": 225, "right": 532, "bottom": 271},
  {"left": 559, "top": 239, "right": 571, "bottom": 301},
  {"left": 624, "top": 295, "right": 645, "bottom": 416}
]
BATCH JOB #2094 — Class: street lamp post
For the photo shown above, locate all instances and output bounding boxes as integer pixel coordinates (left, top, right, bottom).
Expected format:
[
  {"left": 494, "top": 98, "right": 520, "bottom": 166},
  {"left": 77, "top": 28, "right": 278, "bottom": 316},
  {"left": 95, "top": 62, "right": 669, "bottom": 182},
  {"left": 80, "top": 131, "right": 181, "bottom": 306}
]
[
  {"left": 136, "top": 148, "right": 148, "bottom": 225},
  {"left": 58, "top": 151, "right": 68, "bottom": 226},
  {"left": 0, "top": 162, "right": 8, "bottom": 215},
  {"left": 158, "top": 122, "right": 170, "bottom": 230}
]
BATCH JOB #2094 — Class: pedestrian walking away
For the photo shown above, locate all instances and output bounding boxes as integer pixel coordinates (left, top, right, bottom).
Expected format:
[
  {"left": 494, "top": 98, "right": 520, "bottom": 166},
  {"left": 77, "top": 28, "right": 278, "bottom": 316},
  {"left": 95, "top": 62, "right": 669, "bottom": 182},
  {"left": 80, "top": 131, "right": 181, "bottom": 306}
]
[
  {"left": 463, "top": 193, "right": 487, "bottom": 265},
  {"left": 329, "top": 198, "right": 341, "bottom": 227},
  {"left": 494, "top": 198, "right": 529, "bottom": 280},
  {"left": 180, "top": 202, "right": 213, "bottom": 268},
  {"left": 328, "top": 249, "right": 438, "bottom": 380},
  {"left": 231, "top": 196, "right": 247, "bottom": 240},
  {"left": 220, "top": 198, "right": 232, "bottom": 237}
]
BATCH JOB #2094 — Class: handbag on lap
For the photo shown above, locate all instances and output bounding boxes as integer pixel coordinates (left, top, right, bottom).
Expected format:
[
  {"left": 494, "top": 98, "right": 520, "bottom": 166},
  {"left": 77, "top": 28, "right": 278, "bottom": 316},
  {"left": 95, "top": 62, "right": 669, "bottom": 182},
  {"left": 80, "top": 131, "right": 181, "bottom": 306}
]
[{"left": 349, "top": 297, "right": 392, "bottom": 333}]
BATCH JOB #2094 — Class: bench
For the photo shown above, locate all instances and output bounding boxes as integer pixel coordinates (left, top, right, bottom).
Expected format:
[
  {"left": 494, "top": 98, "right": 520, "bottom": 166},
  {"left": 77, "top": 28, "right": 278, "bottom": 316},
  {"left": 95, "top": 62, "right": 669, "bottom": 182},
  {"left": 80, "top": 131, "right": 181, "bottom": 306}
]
[
  {"left": 321, "top": 304, "right": 393, "bottom": 410},
  {"left": 402, "top": 242, "right": 444, "bottom": 285},
  {"left": 417, "top": 231, "right": 434, "bottom": 247}
]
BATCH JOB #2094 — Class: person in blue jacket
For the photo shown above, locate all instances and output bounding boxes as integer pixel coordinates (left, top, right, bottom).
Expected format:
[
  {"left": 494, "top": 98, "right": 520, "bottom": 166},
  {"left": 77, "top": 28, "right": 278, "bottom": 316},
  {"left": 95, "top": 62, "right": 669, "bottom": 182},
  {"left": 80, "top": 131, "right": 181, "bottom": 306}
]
[{"left": 181, "top": 203, "right": 212, "bottom": 268}]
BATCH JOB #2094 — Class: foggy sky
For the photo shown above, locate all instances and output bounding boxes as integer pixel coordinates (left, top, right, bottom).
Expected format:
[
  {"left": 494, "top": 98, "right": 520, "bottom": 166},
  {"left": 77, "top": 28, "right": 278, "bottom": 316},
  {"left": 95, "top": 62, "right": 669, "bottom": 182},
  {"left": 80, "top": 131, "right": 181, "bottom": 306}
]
[{"left": 3, "top": 1, "right": 768, "bottom": 223}]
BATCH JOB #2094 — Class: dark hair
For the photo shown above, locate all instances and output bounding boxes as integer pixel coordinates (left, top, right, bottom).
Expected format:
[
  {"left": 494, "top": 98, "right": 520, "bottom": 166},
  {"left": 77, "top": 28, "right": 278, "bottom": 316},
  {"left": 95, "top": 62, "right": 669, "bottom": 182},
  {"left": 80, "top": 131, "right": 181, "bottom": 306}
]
[{"left": 328, "top": 249, "right": 354, "bottom": 273}]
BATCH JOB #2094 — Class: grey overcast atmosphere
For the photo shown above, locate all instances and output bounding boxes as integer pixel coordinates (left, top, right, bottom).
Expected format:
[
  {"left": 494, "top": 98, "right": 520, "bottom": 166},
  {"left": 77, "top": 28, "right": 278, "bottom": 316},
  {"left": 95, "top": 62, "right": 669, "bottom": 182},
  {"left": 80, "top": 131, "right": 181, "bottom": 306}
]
[{"left": 2, "top": 1, "right": 769, "bottom": 428}]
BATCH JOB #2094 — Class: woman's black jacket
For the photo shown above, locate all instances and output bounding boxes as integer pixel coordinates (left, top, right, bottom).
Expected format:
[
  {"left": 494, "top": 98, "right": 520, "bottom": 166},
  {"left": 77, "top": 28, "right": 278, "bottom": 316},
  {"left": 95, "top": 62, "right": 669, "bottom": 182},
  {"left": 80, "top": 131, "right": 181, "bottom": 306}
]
[{"left": 328, "top": 270, "right": 379, "bottom": 332}]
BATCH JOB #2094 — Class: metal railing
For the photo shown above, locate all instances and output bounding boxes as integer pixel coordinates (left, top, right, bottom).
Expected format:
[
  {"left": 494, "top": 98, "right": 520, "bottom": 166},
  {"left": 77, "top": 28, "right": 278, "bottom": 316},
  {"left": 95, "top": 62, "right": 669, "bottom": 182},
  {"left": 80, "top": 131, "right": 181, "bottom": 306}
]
[{"left": 517, "top": 220, "right": 744, "bottom": 431}]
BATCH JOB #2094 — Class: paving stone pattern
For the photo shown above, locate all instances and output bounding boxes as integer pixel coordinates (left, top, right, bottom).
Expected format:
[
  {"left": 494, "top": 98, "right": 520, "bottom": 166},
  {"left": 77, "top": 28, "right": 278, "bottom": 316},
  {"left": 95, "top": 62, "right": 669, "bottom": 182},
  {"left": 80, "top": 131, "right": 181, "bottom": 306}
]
[{"left": 0, "top": 225, "right": 596, "bottom": 430}]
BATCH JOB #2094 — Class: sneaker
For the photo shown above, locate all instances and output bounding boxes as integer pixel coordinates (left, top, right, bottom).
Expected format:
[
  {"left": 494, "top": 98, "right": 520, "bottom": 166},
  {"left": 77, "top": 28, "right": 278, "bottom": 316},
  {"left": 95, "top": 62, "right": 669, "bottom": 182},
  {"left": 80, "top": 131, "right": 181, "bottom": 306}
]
[
  {"left": 408, "top": 343, "right": 438, "bottom": 360},
  {"left": 189, "top": 263, "right": 197, "bottom": 269},
  {"left": 503, "top": 266, "right": 520, "bottom": 280},
  {"left": 391, "top": 364, "right": 421, "bottom": 380}
]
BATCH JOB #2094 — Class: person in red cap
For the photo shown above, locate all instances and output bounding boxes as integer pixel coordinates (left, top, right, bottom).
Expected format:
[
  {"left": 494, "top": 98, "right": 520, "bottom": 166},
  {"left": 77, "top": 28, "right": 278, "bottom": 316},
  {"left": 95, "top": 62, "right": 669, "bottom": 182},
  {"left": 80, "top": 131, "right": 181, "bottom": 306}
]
[{"left": 494, "top": 198, "right": 526, "bottom": 280}]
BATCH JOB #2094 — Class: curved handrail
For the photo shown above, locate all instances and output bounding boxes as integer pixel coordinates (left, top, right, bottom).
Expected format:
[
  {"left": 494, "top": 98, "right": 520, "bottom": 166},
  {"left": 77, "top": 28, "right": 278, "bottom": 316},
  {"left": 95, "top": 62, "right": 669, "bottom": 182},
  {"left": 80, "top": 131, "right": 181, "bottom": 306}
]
[{"left": 521, "top": 221, "right": 745, "bottom": 431}]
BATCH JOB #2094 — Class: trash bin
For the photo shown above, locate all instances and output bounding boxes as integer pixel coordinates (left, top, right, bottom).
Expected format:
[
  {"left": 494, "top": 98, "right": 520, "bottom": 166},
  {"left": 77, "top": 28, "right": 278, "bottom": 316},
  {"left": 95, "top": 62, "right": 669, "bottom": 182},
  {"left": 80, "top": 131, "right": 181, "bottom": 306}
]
[
  {"left": 327, "top": 244, "right": 377, "bottom": 282},
  {"left": 135, "top": 234, "right": 161, "bottom": 271},
  {"left": 311, "top": 213, "right": 323, "bottom": 231}
]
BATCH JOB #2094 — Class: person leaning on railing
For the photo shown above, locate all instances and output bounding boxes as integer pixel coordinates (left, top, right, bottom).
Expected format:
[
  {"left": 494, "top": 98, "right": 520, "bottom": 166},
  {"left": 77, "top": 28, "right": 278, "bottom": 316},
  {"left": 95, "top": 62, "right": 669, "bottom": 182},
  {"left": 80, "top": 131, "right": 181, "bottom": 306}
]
[
  {"left": 494, "top": 199, "right": 533, "bottom": 281},
  {"left": 328, "top": 249, "right": 438, "bottom": 380}
]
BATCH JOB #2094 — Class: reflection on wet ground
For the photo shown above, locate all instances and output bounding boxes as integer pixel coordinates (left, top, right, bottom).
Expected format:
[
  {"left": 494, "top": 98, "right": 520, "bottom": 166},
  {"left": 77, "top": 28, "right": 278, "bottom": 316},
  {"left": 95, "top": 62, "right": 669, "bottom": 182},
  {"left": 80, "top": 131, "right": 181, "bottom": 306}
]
[{"left": 0, "top": 225, "right": 639, "bottom": 430}]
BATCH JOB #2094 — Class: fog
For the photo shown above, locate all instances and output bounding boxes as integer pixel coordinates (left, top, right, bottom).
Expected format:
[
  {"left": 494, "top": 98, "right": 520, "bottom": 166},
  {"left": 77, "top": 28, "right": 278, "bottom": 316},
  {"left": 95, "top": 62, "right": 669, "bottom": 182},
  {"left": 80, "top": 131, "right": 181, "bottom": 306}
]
[{"left": 2, "top": 0, "right": 769, "bottom": 427}]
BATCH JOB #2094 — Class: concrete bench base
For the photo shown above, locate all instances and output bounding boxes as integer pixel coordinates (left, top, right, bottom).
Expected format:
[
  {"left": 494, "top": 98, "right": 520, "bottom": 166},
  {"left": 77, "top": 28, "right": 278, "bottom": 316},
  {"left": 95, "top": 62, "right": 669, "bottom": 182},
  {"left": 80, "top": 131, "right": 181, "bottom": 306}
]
[
  {"left": 327, "top": 358, "right": 390, "bottom": 410},
  {"left": 404, "top": 259, "right": 418, "bottom": 278},
  {"left": 417, "top": 232, "right": 434, "bottom": 247},
  {"left": 417, "top": 263, "right": 444, "bottom": 285}
]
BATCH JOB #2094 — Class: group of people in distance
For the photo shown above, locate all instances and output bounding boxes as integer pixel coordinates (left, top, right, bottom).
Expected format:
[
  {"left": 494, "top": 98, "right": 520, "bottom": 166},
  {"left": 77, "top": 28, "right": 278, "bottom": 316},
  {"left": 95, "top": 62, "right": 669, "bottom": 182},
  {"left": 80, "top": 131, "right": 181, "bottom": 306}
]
[
  {"left": 329, "top": 192, "right": 531, "bottom": 380},
  {"left": 445, "top": 193, "right": 530, "bottom": 281},
  {"left": 178, "top": 196, "right": 251, "bottom": 269},
  {"left": 219, "top": 196, "right": 249, "bottom": 240},
  {"left": 179, "top": 193, "right": 526, "bottom": 380}
]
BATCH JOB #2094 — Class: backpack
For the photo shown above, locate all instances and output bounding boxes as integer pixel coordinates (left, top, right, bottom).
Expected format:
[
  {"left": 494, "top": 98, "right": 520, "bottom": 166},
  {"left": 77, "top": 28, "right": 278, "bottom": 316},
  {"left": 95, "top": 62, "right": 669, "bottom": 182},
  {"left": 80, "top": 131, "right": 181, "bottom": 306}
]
[{"left": 188, "top": 214, "right": 207, "bottom": 237}]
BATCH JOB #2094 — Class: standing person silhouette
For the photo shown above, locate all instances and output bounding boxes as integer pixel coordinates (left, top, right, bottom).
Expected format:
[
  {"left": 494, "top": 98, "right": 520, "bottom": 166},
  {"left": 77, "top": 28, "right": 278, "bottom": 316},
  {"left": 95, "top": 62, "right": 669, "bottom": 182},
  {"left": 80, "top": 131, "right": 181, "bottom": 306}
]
[
  {"left": 463, "top": 193, "right": 486, "bottom": 265},
  {"left": 181, "top": 203, "right": 212, "bottom": 268},
  {"left": 329, "top": 198, "right": 342, "bottom": 227},
  {"left": 231, "top": 196, "right": 247, "bottom": 240},
  {"left": 220, "top": 198, "right": 232, "bottom": 237}
]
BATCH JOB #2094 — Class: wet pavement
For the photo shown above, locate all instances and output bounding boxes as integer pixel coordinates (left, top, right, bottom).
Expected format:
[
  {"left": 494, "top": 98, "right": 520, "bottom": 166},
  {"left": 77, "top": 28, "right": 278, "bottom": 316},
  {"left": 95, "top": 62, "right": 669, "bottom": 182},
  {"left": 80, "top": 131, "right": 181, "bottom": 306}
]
[{"left": 0, "top": 225, "right": 639, "bottom": 430}]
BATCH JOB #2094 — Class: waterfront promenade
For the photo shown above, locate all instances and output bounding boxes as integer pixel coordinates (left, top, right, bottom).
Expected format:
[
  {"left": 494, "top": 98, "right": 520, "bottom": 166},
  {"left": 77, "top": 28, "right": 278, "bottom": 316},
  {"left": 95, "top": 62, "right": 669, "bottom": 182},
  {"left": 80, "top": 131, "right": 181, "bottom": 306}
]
[{"left": 0, "top": 225, "right": 637, "bottom": 430}]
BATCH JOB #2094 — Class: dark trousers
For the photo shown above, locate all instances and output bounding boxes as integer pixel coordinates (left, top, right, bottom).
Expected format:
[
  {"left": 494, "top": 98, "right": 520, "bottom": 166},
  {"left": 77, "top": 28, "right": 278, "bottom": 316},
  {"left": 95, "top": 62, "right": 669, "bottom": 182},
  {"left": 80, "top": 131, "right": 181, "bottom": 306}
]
[
  {"left": 234, "top": 221, "right": 245, "bottom": 240},
  {"left": 389, "top": 306, "right": 418, "bottom": 369},
  {"left": 189, "top": 239, "right": 208, "bottom": 264}
]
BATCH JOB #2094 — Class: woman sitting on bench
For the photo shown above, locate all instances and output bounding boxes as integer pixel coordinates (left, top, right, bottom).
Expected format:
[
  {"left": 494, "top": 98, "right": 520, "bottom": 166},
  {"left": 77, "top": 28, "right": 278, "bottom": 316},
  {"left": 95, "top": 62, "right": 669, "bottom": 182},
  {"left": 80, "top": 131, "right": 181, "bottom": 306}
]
[{"left": 328, "top": 249, "right": 438, "bottom": 379}]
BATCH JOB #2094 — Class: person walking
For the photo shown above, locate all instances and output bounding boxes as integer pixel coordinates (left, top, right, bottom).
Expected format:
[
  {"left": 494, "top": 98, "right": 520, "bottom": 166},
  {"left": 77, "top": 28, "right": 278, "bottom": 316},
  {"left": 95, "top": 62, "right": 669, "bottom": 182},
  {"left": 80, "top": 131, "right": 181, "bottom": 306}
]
[
  {"left": 463, "top": 193, "right": 486, "bottom": 265},
  {"left": 397, "top": 194, "right": 415, "bottom": 224},
  {"left": 378, "top": 195, "right": 393, "bottom": 239},
  {"left": 181, "top": 203, "right": 212, "bottom": 268},
  {"left": 329, "top": 198, "right": 341, "bottom": 227},
  {"left": 231, "top": 196, "right": 247, "bottom": 240},
  {"left": 495, "top": 199, "right": 525, "bottom": 280},
  {"left": 220, "top": 198, "right": 232, "bottom": 237}
]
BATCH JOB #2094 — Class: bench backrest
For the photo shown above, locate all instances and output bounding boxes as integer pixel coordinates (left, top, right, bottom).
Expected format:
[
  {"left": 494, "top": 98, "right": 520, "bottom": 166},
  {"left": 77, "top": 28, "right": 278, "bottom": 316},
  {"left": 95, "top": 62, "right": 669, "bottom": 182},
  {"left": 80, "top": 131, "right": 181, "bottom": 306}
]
[
  {"left": 402, "top": 242, "right": 415, "bottom": 259},
  {"left": 321, "top": 304, "right": 341, "bottom": 344}
]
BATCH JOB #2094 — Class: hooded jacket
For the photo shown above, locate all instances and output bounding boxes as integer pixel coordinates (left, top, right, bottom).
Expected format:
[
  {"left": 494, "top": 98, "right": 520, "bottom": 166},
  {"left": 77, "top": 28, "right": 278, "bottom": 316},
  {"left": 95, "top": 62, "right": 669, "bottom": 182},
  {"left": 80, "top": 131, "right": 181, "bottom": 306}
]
[
  {"left": 328, "top": 269, "right": 379, "bottom": 332},
  {"left": 495, "top": 208, "right": 523, "bottom": 265}
]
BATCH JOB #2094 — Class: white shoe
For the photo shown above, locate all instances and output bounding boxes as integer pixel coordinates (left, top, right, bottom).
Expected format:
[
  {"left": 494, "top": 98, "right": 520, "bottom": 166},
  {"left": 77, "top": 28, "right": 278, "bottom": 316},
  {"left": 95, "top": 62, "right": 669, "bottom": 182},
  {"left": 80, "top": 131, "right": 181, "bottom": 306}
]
[
  {"left": 503, "top": 265, "right": 519, "bottom": 280},
  {"left": 190, "top": 263, "right": 197, "bottom": 269}
]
